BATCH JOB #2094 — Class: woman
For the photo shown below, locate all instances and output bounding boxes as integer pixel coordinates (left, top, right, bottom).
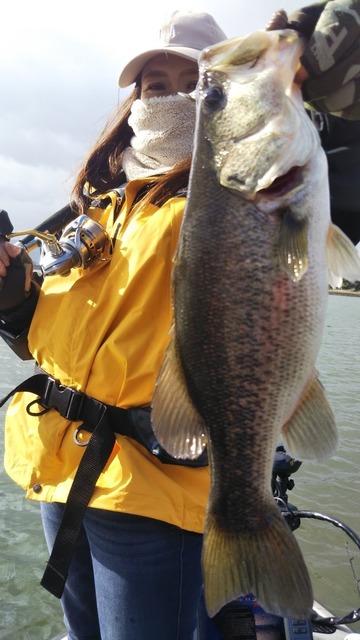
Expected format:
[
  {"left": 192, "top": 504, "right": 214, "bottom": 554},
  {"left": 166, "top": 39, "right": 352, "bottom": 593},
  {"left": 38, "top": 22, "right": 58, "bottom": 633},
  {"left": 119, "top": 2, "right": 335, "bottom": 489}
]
[
  {"left": 0, "top": 11, "right": 227, "bottom": 640},
  {"left": 1, "top": 4, "right": 360, "bottom": 640}
]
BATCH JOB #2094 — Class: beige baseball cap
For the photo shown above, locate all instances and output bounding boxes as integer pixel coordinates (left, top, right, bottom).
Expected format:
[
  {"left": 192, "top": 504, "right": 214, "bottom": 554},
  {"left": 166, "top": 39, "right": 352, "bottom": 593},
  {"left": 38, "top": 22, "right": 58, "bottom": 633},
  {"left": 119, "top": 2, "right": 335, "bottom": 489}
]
[{"left": 118, "top": 11, "right": 227, "bottom": 88}]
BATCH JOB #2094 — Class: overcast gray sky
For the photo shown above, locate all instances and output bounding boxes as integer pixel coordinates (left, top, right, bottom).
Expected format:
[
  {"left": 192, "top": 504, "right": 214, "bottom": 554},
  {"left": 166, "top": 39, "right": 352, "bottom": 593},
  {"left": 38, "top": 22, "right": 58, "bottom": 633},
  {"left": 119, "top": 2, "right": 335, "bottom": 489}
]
[{"left": 1, "top": 0, "right": 304, "bottom": 230}]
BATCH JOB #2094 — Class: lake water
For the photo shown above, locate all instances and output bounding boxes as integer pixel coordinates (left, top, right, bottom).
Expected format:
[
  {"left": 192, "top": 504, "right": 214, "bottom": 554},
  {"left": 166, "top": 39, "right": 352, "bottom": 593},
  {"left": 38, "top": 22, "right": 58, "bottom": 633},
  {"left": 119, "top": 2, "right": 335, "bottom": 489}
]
[{"left": 0, "top": 294, "right": 360, "bottom": 639}]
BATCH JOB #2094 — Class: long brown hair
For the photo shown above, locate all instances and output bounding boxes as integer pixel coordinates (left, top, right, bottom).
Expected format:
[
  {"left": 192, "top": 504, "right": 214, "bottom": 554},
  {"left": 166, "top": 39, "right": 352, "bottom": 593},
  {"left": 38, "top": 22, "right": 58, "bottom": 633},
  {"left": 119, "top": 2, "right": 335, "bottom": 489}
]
[{"left": 71, "top": 84, "right": 191, "bottom": 214}]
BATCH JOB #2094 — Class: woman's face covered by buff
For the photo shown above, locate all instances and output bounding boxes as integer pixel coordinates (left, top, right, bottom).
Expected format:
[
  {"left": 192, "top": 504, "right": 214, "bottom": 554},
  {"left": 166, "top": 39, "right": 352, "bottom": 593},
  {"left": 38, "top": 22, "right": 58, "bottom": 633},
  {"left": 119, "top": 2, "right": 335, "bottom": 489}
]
[
  {"left": 122, "top": 55, "right": 199, "bottom": 181},
  {"left": 122, "top": 94, "right": 197, "bottom": 180}
]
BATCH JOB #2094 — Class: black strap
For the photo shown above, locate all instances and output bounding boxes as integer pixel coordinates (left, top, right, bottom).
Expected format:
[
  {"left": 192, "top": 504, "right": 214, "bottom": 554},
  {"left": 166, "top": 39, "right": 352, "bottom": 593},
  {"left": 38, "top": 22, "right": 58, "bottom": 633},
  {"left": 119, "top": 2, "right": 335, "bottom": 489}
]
[
  {"left": 41, "top": 406, "right": 115, "bottom": 597},
  {"left": 0, "top": 373, "right": 133, "bottom": 435},
  {"left": 0, "top": 374, "right": 134, "bottom": 598},
  {"left": 0, "top": 373, "right": 50, "bottom": 407}
]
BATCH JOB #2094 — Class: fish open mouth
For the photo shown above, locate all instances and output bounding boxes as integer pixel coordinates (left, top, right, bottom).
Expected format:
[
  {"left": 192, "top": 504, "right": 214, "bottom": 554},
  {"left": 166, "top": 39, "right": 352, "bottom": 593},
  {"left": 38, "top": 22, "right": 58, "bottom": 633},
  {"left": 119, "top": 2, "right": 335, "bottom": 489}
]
[{"left": 257, "top": 166, "right": 303, "bottom": 199}]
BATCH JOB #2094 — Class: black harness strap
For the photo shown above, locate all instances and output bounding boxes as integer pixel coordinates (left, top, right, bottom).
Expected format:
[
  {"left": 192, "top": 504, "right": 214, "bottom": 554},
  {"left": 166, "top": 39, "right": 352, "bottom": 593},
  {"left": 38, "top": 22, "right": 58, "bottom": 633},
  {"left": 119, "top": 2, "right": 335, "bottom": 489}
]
[
  {"left": 0, "top": 374, "right": 135, "bottom": 598},
  {"left": 41, "top": 406, "right": 115, "bottom": 598},
  {"left": 0, "top": 373, "right": 51, "bottom": 406}
]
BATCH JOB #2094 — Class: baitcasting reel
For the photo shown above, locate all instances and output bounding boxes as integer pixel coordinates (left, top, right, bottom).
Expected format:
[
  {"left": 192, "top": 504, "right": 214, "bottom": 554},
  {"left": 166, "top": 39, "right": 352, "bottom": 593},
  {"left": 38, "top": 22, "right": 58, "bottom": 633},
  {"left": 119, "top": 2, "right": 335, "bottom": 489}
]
[
  {"left": 0, "top": 209, "right": 111, "bottom": 277},
  {"left": 35, "top": 215, "right": 111, "bottom": 276}
]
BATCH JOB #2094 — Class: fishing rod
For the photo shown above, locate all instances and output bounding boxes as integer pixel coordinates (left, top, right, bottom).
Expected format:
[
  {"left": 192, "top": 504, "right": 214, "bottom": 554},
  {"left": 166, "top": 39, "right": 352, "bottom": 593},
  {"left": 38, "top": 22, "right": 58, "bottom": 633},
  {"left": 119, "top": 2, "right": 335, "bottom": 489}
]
[{"left": 0, "top": 204, "right": 76, "bottom": 252}]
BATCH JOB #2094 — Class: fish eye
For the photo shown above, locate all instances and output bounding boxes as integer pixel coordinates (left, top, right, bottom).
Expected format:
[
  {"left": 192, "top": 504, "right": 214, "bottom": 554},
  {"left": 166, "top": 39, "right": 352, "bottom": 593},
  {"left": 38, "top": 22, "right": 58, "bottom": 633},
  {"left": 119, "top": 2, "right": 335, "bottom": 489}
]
[
  {"left": 203, "top": 84, "right": 226, "bottom": 111},
  {"left": 199, "top": 72, "right": 227, "bottom": 110}
]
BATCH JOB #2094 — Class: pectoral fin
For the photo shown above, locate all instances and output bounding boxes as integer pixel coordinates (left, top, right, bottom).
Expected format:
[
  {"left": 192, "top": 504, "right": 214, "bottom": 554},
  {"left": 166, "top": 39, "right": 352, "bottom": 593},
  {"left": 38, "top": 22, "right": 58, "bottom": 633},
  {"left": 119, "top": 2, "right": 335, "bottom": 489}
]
[
  {"left": 281, "top": 373, "right": 338, "bottom": 460},
  {"left": 327, "top": 223, "right": 360, "bottom": 286},
  {"left": 151, "top": 335, "right": 207, "bottom": 459},
  {"left": 278, "top": 210, "right": 309, "bottom": 282}
]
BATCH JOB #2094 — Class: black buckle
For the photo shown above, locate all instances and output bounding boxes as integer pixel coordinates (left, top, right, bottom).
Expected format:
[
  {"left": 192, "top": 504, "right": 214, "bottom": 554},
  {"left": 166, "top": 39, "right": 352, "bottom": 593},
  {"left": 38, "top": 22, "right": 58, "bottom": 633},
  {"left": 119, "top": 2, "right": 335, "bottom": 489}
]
[{"left": 42, "top": 377, "right": 85, "bottom": 421}]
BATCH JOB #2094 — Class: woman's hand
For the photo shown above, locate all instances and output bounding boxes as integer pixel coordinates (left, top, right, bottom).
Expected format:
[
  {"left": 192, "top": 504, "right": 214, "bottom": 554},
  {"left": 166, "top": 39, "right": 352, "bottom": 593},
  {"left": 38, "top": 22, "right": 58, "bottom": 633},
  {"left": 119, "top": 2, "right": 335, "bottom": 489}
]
[
  {"left": 0, "top": 240, "right": 21, "bottom": 278},
  {"left": 0, "top": 241, "right": 33, "bottom": 311}
]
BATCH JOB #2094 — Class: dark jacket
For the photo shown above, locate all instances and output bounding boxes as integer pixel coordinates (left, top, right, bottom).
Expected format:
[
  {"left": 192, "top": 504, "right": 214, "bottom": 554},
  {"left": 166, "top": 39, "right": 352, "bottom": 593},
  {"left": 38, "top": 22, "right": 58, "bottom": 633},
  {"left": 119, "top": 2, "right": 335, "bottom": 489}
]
[{"left": 311, "top": 111, "right": 360, "bottom": 245}]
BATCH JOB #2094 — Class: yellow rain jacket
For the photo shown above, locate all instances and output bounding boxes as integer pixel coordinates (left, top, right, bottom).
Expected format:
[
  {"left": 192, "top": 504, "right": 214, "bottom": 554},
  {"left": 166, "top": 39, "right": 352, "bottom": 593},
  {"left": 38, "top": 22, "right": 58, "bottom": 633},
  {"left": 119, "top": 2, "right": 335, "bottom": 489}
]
[{"left": 4, "top": 178, "right": 210, "bottom": 534}]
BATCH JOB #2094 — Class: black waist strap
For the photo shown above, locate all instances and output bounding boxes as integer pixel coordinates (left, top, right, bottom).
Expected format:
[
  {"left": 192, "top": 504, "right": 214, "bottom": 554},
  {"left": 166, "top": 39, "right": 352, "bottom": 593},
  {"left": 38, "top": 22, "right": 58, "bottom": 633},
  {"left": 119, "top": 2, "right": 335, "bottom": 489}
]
[
  {"left": 0, "top": 373, "right": 207, "bottom": 599},
  {"left": 0, "top": 373, "right": 134, "bottom": 434}
]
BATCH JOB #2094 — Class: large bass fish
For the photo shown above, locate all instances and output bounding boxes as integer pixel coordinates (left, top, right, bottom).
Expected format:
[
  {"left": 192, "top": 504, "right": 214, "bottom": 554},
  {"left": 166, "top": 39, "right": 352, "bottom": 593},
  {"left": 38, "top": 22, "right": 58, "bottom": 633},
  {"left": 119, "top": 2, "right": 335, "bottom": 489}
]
[{"left": 152, "top": 28, "right": 360, "bottom": 619}]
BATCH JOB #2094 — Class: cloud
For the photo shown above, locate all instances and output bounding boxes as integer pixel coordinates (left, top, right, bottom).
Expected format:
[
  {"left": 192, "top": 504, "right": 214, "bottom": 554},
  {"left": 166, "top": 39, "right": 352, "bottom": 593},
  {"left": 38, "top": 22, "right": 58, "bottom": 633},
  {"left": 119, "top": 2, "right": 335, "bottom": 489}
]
[
  {"left": 0, "top": 154, "right": 71, "bottom": 229},
  {"left": 0, "top": 31, "right": 122, "bottom": 227}
]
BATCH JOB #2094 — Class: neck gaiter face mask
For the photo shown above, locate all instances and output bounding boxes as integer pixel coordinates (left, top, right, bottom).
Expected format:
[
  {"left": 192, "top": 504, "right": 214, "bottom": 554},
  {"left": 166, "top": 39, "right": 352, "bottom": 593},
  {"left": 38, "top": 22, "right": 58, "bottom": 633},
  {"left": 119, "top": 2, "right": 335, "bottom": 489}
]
[{"left": 122, "top": 94, "right": 196, "bottom": 181}]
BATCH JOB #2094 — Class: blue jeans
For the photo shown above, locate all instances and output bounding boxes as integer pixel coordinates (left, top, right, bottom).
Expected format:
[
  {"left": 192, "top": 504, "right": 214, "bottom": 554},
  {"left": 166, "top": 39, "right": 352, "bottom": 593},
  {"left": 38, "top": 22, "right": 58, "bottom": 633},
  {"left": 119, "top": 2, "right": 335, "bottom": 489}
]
[{"left": 41, "top": 502, "right": 205, "bottom": 640}]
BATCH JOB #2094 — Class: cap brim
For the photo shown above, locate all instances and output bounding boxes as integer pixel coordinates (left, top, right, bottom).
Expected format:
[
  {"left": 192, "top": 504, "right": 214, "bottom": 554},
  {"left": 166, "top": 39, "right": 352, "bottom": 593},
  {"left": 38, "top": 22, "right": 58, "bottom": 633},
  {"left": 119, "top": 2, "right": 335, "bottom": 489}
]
[{"left": 118, "top": 47, "right": 201, "bottom": 88}]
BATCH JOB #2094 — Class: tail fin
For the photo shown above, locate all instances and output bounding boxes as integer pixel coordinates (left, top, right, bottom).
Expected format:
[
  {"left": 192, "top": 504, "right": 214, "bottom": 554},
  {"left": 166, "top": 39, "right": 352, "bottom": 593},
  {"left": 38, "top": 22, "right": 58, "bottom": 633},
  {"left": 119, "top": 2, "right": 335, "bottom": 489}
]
[{"left": 202, "top": 501, "right": 313, "bottom": 619}]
